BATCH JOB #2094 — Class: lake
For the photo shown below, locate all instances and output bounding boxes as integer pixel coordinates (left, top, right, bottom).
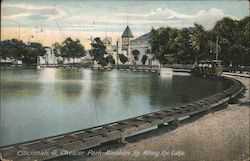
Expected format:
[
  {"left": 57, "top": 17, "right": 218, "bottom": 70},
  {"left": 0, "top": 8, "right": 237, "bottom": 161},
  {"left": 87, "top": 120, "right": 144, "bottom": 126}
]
[{"left": 0, "top": 68, "right": 230, "bottom": 147}]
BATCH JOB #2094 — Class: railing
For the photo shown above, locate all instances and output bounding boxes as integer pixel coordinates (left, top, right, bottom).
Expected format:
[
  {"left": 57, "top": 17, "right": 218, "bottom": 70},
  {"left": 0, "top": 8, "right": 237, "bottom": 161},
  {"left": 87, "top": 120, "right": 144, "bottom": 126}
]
[
  {"left": 223, "top": 66, "right": 250, "bottom": 74},
  {"left": 162, "top": 64, "right": 195, "bottom": 70},
  {"left": 0, "top": 75, "right": 244, "bottom": 161},
  {"left": 39, "top": 63, "right": 92, "bottom": 68}
]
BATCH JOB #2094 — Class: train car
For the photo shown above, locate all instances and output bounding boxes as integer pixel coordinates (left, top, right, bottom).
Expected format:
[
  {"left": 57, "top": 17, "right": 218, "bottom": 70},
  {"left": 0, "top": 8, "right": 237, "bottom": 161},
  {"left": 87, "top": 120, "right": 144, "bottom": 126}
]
[{"left": 192, "top": 60, "right": 223, "bottom": 76}]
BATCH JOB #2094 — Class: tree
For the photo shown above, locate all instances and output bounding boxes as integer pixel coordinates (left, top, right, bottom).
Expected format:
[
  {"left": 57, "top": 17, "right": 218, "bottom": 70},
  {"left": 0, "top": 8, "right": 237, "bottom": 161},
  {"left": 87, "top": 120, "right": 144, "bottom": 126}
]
[
  {"left": 150, "top": 27, "right": 178, "bottom": 64},
  {"left": 150, "top": 27, "right": 168, "bottom": 64},
  {"left": 173, "top": 28, "right": 194, "bottom": 64},
  {"left": 1, "top": 39, "right": 28, "bottom": 63},
  {"left": 105, "top": 54, "right": 115, "bottom": 65},
  {"left": 237, "top": 16, "right": 250, "bottom": 66},
  {"left": 52, "top": 42, "right": 63, "bottom": 64},
  {"left": 212, "top": 17, "right": 238, "bottom": 65},
  {"left": 60, "top": 37, "right": 85, "bottom": 63},
  {"left": 22, "top": 42, "right": 46, "bottom": 64},
  {"left": 1, "top": 39, "right": 46, "bottom": 64},
  {"left": 119, "top": 54, "right": 128, "bottom": 64},
  {"left": 52, "top": 42, "right": 61, "bottom": 57},
  {"left": 90, "top": 37, "right": 107, "bottom": 66},
  {"left": 132, "top": 49, "right": 140, "bottom": 65},
  {"left": 150, "top": 16, "right": 249, "bottom": 66},
  {"left": 189, "top": 23, "right": 208, "bottom": 62},
  {"left": 141, "top": 54, "right": 148, "bottom": 65},
  {"left": 145, "top": 48, "right": 152, "bottom": 65}
]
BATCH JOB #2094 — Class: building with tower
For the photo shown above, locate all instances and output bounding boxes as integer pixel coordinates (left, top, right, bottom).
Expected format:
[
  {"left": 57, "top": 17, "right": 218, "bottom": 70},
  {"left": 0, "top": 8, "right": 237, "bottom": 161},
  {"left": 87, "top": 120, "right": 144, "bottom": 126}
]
[
  {"left": 121, "top": 26, "right": 134, "bottom": 64},
  {"left": 121, "top": 26, "right": 159, "bottom": 65}
]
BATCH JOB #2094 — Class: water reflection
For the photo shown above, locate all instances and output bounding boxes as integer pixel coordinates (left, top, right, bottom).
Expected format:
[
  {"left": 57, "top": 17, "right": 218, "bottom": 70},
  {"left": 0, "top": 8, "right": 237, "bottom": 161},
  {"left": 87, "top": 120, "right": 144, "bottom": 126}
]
[
  {"left": 89, "top": 71, "right": 111, "bottom": 101},
  {"left": 117, "top": 72, "right": 154, "bottom": 104},
  {"left": 1, "top": 68, "right": 42, "bottom": 98},
  {"left": 81, "top": 69, "right": 92, "bottom": 93},
  {"left": 149, "top": 76, "right": 173, "bottom": 108},
  {"left": 38, "top": 68, "right": 57, "bottom": 83},
  {"left": 149, "top": 76, "right": 226, "bottom": 108},
  {"left": 54, "top": 69, "right": 83, "bottom": 101}
]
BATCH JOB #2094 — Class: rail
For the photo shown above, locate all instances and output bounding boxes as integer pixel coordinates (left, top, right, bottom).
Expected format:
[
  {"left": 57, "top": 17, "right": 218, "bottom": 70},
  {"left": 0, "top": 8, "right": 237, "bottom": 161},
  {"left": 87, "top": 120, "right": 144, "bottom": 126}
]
[
  {"left": 1, "top": 63, "right": 250, "bottom": 73},
  {"left": 0, "top": 75, "right": 244, "bottom": 161}
]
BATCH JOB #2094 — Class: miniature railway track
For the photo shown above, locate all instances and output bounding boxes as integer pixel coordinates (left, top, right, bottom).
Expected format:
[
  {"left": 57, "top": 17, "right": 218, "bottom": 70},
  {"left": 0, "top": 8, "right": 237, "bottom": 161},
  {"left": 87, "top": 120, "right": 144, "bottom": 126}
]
[{"left": 0, "top": 76, "right": 244, "bottom": 161}]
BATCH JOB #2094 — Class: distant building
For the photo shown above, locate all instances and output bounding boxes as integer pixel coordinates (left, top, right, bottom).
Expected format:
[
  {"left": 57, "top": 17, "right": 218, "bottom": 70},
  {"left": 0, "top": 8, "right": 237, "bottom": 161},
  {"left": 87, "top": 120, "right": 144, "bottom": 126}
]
[
  {"left": 103, "top": 37, "right": 120, "bottom": 64},
  {"left": 120, "top": 26, "right": 159, "bottom": 65},
  {"left": 121, "top": 26, "right": 134, "bottom": 64},
  {"left": 101, "top": 26, "right": 160, "bottom": 65},
  {"left": 39, "top": 47, "right": 57, "bottom": 64},
  {"left": 131, "top": 32, "right": 150, "bottom": 65}
]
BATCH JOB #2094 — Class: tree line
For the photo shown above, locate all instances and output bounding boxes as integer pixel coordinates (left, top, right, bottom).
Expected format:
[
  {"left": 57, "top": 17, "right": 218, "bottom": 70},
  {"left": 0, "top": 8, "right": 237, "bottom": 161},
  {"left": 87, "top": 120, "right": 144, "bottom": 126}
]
[
  {"left": 1, "top": 39, "right": 46, "bottom": 64},
  {"left": 0, "top": 37, "right": 116, "bottom": 65},
  {"left": 1, "top": 16, "right": 249, "bottom": 66},
  {"left": 53, "top": 37, "right": 116, "bottom": 65},
  {"left": 150, "top": 16, "right": 250, "bottom": 66}
]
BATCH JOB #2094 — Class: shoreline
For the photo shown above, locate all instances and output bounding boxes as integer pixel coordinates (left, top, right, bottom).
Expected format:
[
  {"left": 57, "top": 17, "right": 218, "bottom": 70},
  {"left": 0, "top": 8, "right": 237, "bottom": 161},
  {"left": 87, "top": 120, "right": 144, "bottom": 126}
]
[
  {"left": 81, "top": 74, "right": 249, "bottom": 161},
  {"left": 0, "top": 73, "right": 248, "bottom": 161}
]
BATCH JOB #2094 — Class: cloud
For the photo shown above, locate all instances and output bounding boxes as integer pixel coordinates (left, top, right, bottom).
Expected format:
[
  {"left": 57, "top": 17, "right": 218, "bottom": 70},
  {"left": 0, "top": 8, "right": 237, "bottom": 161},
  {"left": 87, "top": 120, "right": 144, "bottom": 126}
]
[
  {"left": 1, "top": 3, "right": 66, "bottom": 21},
  {"left": 186, "top": 8, "right": 238, "bottom": 28},
  {"left": 116, "top": 8, "right": 238, "bottom": 29},
  {"left": 27, "top": 14, "right": 50, "bottom": 20},
  {"left": 60, "top": 7, "right": 237, "bottom": 34}
]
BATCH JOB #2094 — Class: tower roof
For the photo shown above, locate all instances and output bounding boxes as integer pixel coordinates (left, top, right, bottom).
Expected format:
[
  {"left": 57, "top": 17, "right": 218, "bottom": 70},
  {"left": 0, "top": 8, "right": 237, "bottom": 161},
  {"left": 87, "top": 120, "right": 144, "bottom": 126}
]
[{"left": 122, "top": 26, "right": 134, "bottom": 38}]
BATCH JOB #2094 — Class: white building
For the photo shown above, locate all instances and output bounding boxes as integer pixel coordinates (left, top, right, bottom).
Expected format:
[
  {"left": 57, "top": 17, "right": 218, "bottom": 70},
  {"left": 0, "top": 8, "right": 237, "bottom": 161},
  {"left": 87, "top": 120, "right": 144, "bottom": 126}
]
[
  {"left": 131, "top": 32, "right": 152, "bottom": 65},
  {"left": 39, "top": 47, "right": 57, "bottom": 64},
  {"left": 103, "top": 37, "right": 120, "bottom": 64},
  {"left": 121, "top": 26, "right": 159, "bottom": 65}
]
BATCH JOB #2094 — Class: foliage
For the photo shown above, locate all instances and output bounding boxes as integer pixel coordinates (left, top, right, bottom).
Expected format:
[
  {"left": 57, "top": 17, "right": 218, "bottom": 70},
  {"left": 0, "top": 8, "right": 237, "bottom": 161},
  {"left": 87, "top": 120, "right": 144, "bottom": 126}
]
[
  {"left": 212, "top": 17, "right": 250, "bottom": 66},
  {"left": 57, "top": 56, "right": 64, "bottom": 64},
  {"left": 189, "top": 23, "right": 208, "bottom": 62},
  {"left": 150, "top": 16, "right": 250, "bottom": 66},
  {"left": 90, "top": 37, "right": 108, "bottom": 66},
  {"left": 52, "top": 42, "right": 61, "bottom": 57},
  {"left": 60, "top": 37, "right": 85, "bottom": 62},
  {"left": 145, "top": 48, "right": 152, "bottom": 65},
  {"left": 105, "top": 54, "right": 115, "bottom": 65},
  {"left": 141, "top": 54, "right": 148, "bottom": 65},
  {"left": 150, "top": 27, "right": 179, "bottom": 64},
  {"left": 0, "top": 39, "right": 46, "bottom": 64},
  {"left": 23, "top": 42, "right": 46, "bottom": 64},
  {"left": 1, "top": 39, "right": 29, "bottom": 62},
  {"left": 174, "top": 28, "right": 194, "bottom": 64},
  {"left": 132, "top": 49, "right": 140, "bottom": 64},
  {"left": 119, "top": 54, "right": 128, "bottom": 64}
]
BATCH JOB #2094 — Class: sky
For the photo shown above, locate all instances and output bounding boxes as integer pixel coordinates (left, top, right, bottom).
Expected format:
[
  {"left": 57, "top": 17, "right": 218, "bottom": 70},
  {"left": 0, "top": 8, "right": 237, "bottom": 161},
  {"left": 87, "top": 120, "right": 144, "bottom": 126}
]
[{"left": 1, "top": 0, "right": 249, "bottom": 47}]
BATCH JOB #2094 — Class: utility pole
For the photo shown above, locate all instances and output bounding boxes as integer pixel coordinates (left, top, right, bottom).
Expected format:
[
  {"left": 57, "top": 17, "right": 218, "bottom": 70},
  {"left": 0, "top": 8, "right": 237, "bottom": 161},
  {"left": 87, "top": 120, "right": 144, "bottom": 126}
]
[
  {"left": 116, "top": 39, "right": 119, "bottom": 64},
  {"left": 105, "top": 24, "right": 107, "bottom": 38},
  {"left": 18, "top": 24, "right": 20, "bottom": 40}
]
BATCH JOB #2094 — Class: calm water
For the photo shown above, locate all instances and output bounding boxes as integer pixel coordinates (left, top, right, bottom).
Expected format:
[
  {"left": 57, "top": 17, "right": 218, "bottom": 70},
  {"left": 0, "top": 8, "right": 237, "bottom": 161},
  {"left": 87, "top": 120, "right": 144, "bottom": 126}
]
[{"left": 0, "top": 68, "right": 229, "bottom": 147}]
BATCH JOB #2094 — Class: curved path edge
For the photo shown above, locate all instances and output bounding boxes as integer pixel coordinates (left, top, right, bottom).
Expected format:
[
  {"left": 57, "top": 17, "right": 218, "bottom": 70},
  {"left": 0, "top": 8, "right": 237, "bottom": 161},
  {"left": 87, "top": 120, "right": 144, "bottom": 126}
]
[{"left": 0, "top": 75, "right": 245, "bottom": 161}]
